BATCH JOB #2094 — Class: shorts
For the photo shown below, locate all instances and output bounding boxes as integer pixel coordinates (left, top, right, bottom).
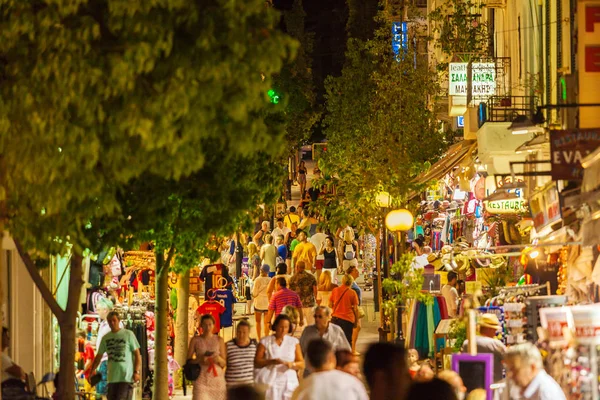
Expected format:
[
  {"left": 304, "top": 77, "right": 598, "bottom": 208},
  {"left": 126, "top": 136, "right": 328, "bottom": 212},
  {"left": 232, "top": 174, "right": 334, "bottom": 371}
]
[
  {"left": 107, "top": 382, "right": 134, "bottom": 400},
  {"left": 315, "top": 260, "right": 324, "bottom": 270},
  {"left": 298, "top": 174, "right": 307, "bottom": 183},
  {"left": 254, "top": 308, "right": 268, "bottom": 313}
]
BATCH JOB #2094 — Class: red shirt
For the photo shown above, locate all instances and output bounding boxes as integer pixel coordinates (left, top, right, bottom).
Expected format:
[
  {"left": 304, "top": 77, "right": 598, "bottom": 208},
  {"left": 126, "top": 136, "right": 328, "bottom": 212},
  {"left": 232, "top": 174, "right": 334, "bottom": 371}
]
[
  {"left": 268, "top": 288, "right": 303, "bottom": 315},
  {"left": 197, "top": 301, "right": 226, "bottom": 333}
]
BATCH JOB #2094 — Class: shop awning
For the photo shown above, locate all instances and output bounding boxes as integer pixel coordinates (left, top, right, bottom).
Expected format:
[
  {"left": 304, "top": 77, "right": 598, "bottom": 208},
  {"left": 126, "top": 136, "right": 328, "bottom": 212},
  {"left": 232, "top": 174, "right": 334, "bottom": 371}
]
[
  {"left": 415, "top": 140, "right": 477, "bottom": 184},
  {"left": 407, "top": 140, "right": 477, "bottom": 200}
]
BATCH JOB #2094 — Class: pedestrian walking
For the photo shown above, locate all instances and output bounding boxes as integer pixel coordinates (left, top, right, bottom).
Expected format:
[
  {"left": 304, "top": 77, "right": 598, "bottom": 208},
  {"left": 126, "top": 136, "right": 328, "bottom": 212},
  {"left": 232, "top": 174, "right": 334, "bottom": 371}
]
[
  {"left": 89, "top": 311, "right": 142, "bottom": 400},
  {"left": 260, "top": 234, "right": 278, "bottom": 277},
  {"left": 299, "top": 306, "right": 350, "bottom": 375},
  {"left": 292, "top": 339, "right": 368, "bottom": 400},
  {"left": 266, "top": 278, "right": 303, "bottom": 329},
  {"left": 252, "top": 265, "right": 272, "bottom": 340},
  {"left": 335, "top": 349, "right": 361, "bottom": 378},
  {"left": 267, "top": 263, "right": 292, "bottom": 300},
  {"left": 253, "top": 221, "right": 270, "bottom": 247},
  {"left": 272, "top": 218, "right": 291, "bottom": 243},
  {"left": 289, "top": 261, "right": 317, "bottom": 327},
  {"left": 364, "top": 343, "right": 411, "bottom": 400},
  {"left": 225, "top": 320, "right": 257, "bottom": 388},
  {"left": 255, "top": 314, "right": 305, "bottom": 400},
  {"left": 319, "top": 236, "right": 339, "bottom": 283},
  {"left": 328, "top": 274, "right": 359, "bottom": 345},
  {"left": 340, "top": 230, "right": 358, "bottom": 271},
  {"left": 316, "top": 270, "right": 338, "bottom": 308},
  {"left": 346, "top": 266, "right": 363, "bottom": 354},
  {"left": 247, "top": 242, "right": 261, "bottom": 279},
  {"left": 283, "top": 207, "right": 300, "bottom": 230},
  {"left": 185, "top": 314, "right": 227, "bottom": 400},
  {"left": 504, "top": 342, "right": 565, "bottom": 400},
  {"left": 292, "top": 231, "right": 317, "bottom": 273},
  {"left": 310, "top": 226, "right": 327, "bottom": 281},
  {"left": 297, "top": 160, "right": 308, "bottom": 195}
]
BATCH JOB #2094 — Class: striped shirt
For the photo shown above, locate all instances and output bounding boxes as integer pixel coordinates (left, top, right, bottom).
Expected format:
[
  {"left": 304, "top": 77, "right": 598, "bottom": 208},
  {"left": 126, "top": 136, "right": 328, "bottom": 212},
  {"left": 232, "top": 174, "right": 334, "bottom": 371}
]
[
  {"left": 268, "top": 288, "right": 303, "bottom": 315},
  {"left": 225, "top": 338, "right": 257, "bottom": 386}
]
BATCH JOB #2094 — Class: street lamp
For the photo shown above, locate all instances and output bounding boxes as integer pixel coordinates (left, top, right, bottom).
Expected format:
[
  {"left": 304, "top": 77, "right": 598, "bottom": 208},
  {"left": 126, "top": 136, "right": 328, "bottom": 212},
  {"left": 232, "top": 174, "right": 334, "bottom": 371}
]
[
  {"left": 385, "top": 208, "right": 414, "bottom": 348},
  {"left": 375, "top": 191, "right": 392, "bottom": 340}
]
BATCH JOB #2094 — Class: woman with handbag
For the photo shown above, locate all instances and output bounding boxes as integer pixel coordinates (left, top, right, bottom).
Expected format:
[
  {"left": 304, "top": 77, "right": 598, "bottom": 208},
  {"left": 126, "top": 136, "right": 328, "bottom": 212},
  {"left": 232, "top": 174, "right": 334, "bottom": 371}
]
[
  {"left": 254, "top": 314, "right": 305, "bottom": 400},
  {"left": 186, "top": 314, "right": 227, "bottom": 400},
  {"left": 328, "top": 274, "right": 359, "bottom": 345},
  {"left": 346, "top": 266, "right": 364, "bottom": 354}
]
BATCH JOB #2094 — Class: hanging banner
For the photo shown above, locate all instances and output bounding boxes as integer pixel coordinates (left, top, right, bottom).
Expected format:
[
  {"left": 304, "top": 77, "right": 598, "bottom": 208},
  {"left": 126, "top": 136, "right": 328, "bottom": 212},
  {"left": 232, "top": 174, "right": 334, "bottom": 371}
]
[
  {"left": 529, "top": 182, "right": 561, "bottom": 232},
  {"left": 571, "top": 305, "right": 600, "bottom": 339},
  {"left": 550, "top": 128, "right": 600, "bottom": 180}
]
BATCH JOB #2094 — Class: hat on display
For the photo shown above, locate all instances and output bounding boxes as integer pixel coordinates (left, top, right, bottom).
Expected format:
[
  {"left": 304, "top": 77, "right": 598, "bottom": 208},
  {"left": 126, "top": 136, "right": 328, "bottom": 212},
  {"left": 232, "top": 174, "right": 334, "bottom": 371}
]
[
  {"left": 478, "top": 313, "right": 501, "bottom": 330},
  {"left": 474, "top": 253, "right": 492, "bottom": 268},
  {"left": 261, "top": 264, "right": 271, "bottom": 273},
  {"left": 412, "top": 254, "right": 429, "bottom": 269},
  {"left": 442, "top": 200, "right": 450, "bottom": 209},
  {"left": 433, "top": 200, "right": 441, "bottom": 210},
  {"left": 427, "top": 253, "right": 438, "bottom": 264}
]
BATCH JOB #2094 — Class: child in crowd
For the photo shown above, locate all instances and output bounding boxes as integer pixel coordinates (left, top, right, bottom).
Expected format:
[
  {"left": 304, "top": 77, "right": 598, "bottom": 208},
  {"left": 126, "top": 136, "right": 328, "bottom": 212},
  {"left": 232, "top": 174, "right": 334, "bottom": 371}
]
[{"left": 408, "top": 349, "right": 421, "bottom": 378}]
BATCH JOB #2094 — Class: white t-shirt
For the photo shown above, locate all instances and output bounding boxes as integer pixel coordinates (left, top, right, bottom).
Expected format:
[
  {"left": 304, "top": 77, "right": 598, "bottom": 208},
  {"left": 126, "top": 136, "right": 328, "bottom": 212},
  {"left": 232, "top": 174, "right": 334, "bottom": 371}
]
[
  {"left": 272, "top": 227, "right": 290, "bottom": 242},
  {"left": 310, "top": 232, "right": 327, "bottom": 260},
  {"left": 441, "top": 284, "right": 459, "bottom": 317},
  {"left": 1, "top": 352, "right": 18, "bottom": 382},
  {"left": 292, "top": 369, "right": 368, "bottom": 400}
]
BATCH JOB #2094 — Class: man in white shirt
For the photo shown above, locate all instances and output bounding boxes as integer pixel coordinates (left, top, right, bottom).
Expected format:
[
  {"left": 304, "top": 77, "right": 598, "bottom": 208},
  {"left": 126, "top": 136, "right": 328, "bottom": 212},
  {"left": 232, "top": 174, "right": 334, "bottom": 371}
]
[
  {"left": 504, "top": 342, "right": 565, "bottom": 400},
  {"left": 441, "top": 271, "right": 459, "bottom": 317},
  {"left": 272, "top": 218, "right": 291, "bottom": 243},
  {"left": 292, "top": 338, "right": 368, "bottom": 400},
  {"left": 309, "top": 226, "right": 327, "bottom": 281},
  {"left": 300, "top": 306, "right": 350, "bottom": 376}
]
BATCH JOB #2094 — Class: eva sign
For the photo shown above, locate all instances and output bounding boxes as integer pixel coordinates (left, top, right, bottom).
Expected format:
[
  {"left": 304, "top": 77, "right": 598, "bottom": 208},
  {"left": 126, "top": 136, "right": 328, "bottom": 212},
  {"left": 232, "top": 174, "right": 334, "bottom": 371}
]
[
  {"left": 449, "top": 62, "right": 496, "bottom": 97},
  {"left": 550, "top": 129, "right": 600, "bottom": 180}
]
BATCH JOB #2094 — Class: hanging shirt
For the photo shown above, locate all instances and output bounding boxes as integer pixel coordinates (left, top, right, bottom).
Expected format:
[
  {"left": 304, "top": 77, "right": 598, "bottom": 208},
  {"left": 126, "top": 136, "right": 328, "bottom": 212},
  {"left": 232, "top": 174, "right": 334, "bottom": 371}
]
[
  {"left": 215, "top": 289, "right": 236, "bottom": 328},
  {"left": 200, "top": 263, "right": 232, "bottom": 297},
  {"left": 196, "top": 301, "right": 226, "bottom": 333}
]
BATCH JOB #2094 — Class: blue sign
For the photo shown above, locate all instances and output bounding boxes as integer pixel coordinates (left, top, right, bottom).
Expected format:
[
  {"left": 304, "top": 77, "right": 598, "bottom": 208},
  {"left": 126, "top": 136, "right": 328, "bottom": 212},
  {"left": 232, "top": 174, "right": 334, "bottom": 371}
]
[
  {"left": 392, "top": 22, "right": 408, "bottom": 61},
  {"left": 457, "top": 115, "right": 465, "bottom": 128}
]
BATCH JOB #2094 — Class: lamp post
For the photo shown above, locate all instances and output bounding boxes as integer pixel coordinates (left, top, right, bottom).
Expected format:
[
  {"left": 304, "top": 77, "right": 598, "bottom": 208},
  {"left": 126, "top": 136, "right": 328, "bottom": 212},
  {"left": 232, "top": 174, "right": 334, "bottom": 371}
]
[
  {"left": 375, "top": 192, "right": 392, "bottom": 334},
  {"left": 385, "top": 208, "right": 414, "bottom": 348}
]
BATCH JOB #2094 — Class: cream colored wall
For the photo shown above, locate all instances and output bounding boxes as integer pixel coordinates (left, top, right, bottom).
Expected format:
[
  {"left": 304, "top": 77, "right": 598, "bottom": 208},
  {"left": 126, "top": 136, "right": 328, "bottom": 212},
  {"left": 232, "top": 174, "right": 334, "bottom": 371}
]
[{"left": 1, "top": 234, "right": 53, "bottom": 380}]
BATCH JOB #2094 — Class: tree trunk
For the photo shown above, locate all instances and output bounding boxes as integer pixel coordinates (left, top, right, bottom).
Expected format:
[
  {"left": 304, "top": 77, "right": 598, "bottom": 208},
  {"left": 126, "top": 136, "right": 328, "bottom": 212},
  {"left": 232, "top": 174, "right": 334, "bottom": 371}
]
[
  {"left": 57, "top": 253, "right": 84, "bottom": 400},
  {"left": 153, "top": 251, "right": 170, "bottom": 399},
  {"left": 174, "top": 269, "right": 190, "bottom": 368}
]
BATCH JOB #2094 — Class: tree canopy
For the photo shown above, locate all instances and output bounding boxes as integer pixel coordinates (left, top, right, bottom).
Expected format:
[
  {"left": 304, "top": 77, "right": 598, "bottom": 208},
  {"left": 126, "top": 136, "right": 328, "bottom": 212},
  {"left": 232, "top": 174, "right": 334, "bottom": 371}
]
[
  {"left": 0, "top": 1, "right": 296, "bottom": 398},
  {"left": 314, "top": 12, "right": 446, "bottom": 231}
]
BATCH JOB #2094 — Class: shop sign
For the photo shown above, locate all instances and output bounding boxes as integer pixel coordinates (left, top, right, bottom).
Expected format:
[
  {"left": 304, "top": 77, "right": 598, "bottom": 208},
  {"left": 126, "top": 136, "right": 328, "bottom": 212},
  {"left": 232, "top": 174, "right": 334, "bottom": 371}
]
[
  {"left": 449, "top": 62, "right": 496, "bottom": 97},
  {"left": 578, "top": 1, "right": 600, "bottom": 128},
  {"left": 571, "top": 305, "right": 600, "bottom": 338},
  {"left": 550, "top": 129, "right": 600, "bottom": 180},
  {"left": 392, "top": 22, "right": 408, "bottom": 59},
  {"left": 529, "top": 182, "right": 561, "bottom": 232},
  {"left": 484, "top": 199, "right": 527, "bottom": 214},
  {"left": 539, "top": 307, "right": 573, "bottom": 342}
]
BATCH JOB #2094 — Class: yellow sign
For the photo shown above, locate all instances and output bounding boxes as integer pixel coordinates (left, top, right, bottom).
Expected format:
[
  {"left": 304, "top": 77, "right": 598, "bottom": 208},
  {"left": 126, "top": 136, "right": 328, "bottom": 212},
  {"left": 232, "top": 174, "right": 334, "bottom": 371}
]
[
  {"left": 484, "top": 199, "right": 528, "bottom": 214},
  {"left": 578, "top": 0, "right": 600, "bottom": 128}
]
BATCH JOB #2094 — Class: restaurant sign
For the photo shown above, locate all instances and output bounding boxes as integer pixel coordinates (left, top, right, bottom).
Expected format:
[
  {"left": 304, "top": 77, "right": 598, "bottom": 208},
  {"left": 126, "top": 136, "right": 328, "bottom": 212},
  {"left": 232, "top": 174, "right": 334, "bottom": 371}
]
[
  {"left": 550, "top": 128, "right": 600, "bottom": 180},
  {"left": 449, "top": 62, "right": 496, "bottom": 97},
  {"left": 484, "top": 198, "right": 527, "bottom": 214}
]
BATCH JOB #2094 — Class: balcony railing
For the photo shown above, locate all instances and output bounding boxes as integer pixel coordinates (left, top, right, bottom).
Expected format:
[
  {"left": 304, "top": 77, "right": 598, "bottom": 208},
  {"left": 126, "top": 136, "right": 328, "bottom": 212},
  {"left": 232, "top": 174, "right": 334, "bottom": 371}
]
[{"left": 479, "top": 95, "right": 540, "bottom": 126}]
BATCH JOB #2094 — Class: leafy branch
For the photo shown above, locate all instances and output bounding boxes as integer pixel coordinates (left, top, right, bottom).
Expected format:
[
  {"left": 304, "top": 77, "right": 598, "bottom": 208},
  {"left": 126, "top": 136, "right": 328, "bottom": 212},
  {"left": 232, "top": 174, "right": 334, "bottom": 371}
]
[{"left": 382, "top": 254, "right": 433, "bottom": 316}]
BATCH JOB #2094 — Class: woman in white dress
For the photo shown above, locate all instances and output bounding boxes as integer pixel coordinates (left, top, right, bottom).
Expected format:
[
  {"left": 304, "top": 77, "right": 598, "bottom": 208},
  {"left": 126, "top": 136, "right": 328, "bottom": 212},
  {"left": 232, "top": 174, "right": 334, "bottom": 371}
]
[{"left": 254, "top": 314, "right": 305, "bottom": 400}]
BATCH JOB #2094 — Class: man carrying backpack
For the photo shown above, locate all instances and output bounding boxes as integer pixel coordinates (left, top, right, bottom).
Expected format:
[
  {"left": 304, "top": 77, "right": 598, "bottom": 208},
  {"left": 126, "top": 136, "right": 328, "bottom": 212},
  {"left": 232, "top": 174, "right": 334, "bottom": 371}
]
[{"left": 340, "top": 229, "right": 359, "bottom": 272}]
